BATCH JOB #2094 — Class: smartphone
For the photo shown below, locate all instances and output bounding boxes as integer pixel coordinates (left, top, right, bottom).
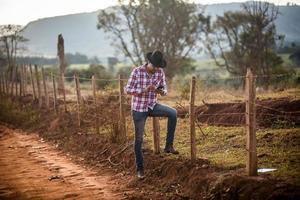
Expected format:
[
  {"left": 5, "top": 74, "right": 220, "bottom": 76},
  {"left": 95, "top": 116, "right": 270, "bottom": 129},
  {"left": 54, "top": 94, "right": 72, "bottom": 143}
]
[{"left": 156, "top": 85, "right": 164, "bottom": 90}]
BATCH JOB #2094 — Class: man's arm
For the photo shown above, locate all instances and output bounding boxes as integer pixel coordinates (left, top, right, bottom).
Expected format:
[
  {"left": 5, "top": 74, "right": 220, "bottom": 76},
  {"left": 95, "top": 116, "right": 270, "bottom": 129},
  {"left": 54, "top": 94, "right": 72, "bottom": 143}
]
[
  {"left": 125, "top": 68, "right": 142, "bottom": 95},
  {"left": 156, "top": 69, "right": 168, "bottom": 96},
  {"left": 162, "top": 70, "right": 167, "bottom": 95}
]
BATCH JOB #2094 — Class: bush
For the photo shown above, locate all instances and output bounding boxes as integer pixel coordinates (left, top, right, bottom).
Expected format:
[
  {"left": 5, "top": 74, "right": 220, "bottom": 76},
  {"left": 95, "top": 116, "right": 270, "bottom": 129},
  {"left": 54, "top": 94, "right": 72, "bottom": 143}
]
[{"left": 64, "top": 64, "right": 114, "bottom": 89}]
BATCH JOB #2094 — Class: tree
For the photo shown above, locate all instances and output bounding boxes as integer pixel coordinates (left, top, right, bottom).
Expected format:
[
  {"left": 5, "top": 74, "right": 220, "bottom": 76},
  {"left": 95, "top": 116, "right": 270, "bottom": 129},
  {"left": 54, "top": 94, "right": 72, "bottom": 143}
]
[
  {"left": 0, "top": 24, "right": 28, "bottom": 84},
  {"left": 0, "top": 25, "right": 27, "bottom": 67},
  {"left": 205, "top": 1, "right": 283, "bottom": 87},
  {"left": 97, "top": 0, "right": 208, "bottom": 78}
]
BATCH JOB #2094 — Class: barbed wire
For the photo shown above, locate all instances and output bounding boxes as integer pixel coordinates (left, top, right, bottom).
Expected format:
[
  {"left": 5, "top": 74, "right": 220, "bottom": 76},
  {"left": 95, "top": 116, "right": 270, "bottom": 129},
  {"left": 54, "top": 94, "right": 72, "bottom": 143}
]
[
  {"left": 41, "top": 70, "right": 297, "bottom": 83},
  {"left": 198, "top": 113, "right": 245, "bottom": 116},
  {"left": 250, "top": 102, "right": 300, "bottom": 114},
  {"left": 258, "top": 113, "right": 300, "bottom": 117},
  {"left": 255, "top": 73, "right": 295, "bottom": 78},
  {"left": 196, "top": 121, "right": 244, "bottom": 127}
]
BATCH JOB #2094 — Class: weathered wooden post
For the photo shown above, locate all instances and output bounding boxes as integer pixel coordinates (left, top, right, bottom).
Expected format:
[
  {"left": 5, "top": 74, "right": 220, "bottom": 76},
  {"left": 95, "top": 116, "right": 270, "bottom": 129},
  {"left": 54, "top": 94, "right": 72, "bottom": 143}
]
[
  {"left": 20, "top": 65, "right": 24, "bottom": 96},
  {"left": 15, "top": 65, "right": 19, "bottom": 97},
  {"left": 10, "top": 65, "right": 16, "bottom": 96},
  {"left": 153, "top": 117, "right": 160, "bottom": 154},
  {"left": 34, "top": 65, "right": 42, "bottom": 108},
  {"left": 41, "top": 67, "right": 49, "bottom": 109},
  {"left": 29, "top": 64, "right": 37, "bottom": 100},
  {"left": 2, "top": 72, "right": 5, "bottom": 95},
  {"left": 23, "top": 65, "right": 28, "bottom": 95},
  {"left": 4, "top": 71, "right": 8, "bottom": 94},
  {"left": 57, "top": 34, "right": 65, "bottom": 95},
  {"left": 18, "top": 65, "right": 22, "bottom": 96},
  {"left": 245, "top": 68, "right": 257, "bottom": 176},
  {"left": 52, "top": 73, "right": 58, "bottom": 113},
  {"left": 0, "top": 72, "right": 3, "bottom": 95},
  {"left": 74, "top": 74, "right": 81, "bottom": 127},
  {"left": 3, "top": 72, "right": 6, "bottom": 95},
  {"left": 189, "top": 76, "right": 196, "bottom": 161},
  {"left": 19, "top": 65, "right": 24, "bottom": 96},
  {"left": 92, "top": 75, "right": 100, "bottom": 134},
  {"left": 119, "top": 74, "right": 127, "bottom": 141},
  {"left": 61, "top": 73, "right": 67, "bottom": 112}
]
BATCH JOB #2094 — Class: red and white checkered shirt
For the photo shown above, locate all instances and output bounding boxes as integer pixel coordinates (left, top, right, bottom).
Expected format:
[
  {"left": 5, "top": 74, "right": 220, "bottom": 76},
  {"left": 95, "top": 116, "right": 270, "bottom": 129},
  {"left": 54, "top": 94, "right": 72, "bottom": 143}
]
[{"left": 125, "top": 64, "right": 167, "bottom": 112}]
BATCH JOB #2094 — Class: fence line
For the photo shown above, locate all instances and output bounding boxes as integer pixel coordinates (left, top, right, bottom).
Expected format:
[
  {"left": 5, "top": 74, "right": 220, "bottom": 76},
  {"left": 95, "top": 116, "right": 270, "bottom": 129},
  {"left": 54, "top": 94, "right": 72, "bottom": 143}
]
[
  {"left": 1, "top": 64, "right": 299, "bottom": 177},
  {"left": 254, "top": 103, "right": 300, "bottom": 114}
]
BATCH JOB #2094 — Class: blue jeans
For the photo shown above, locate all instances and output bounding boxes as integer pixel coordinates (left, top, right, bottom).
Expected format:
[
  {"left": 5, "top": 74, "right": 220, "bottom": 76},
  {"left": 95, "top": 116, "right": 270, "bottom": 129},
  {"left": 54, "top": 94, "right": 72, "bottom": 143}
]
[{"left": 132, "top": 103, "right": 177, "bottom": 171}]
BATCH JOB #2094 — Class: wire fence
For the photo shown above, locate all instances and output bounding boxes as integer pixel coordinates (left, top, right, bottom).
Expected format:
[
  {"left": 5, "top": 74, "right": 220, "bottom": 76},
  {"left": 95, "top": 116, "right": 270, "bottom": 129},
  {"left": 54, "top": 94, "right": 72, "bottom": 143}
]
[{"left": 0, "top": 64, "right": 299, "bottom": 177}]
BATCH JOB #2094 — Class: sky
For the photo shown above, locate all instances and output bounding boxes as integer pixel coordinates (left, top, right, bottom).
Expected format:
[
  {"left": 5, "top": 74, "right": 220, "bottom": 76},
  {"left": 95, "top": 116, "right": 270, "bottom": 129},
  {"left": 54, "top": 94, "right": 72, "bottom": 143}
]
[{"left": 0, "top": 0, "right": 299, "bottom": 25}]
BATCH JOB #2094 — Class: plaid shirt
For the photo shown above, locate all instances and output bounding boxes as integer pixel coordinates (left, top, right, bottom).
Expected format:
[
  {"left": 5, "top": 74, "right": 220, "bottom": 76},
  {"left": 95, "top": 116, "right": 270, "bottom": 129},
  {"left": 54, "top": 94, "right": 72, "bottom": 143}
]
[{"left": 125, "top": 64, "right": 167, "bottom": 112}]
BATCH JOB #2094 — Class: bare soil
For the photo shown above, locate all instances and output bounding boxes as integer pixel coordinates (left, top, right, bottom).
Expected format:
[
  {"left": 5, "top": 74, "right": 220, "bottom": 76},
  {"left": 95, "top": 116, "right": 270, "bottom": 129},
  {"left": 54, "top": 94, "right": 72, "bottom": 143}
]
[
  {"left": 177, "top": 98, "right": 300, "bottom": 128},
  {"left": 0, "top": 125, "right": 131, "bottom": 200},
  {"left": 0, "top": 95, "right": 300, "bottom": 199}
]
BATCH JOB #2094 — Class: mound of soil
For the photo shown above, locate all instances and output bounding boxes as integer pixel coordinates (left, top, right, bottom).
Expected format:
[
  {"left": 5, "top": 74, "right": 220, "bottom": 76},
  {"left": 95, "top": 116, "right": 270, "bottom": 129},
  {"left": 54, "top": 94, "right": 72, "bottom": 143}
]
[{"left": 177, "top": 98, "right": 300, "bottom": 128}]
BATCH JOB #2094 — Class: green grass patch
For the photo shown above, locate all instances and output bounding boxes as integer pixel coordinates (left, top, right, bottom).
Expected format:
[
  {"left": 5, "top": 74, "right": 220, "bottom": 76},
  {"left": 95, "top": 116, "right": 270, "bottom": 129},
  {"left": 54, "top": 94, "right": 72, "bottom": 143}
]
[
  {"left": 138, "top": 117, "right": 300, "bottom": 182},
  {"left": 0, "top": 97, "right": 39, "bottom": 127}
]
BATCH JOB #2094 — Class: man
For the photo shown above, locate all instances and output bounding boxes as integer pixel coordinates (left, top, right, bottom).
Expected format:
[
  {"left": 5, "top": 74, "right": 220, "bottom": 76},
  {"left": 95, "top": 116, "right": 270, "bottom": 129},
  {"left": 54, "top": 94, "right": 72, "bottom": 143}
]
[{"left": 125, "top": 50, "right": 178, "bottom": 179}]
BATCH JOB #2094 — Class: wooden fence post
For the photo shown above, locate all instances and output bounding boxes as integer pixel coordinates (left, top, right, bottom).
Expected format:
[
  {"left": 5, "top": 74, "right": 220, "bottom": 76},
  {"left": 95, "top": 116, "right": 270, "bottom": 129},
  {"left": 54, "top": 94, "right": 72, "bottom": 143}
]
[
  {"left": 19, "top": 65, "right": 23, "bottom": 96},
  {"left": 3, "top": 71, "right": 6, "bottom": 94},
  {"left": 22, "top": 65, "right": 26, "bottom": 96},
  {"left": 4, "top": 71, "right": 7, "bottom": 94},
  {"left": 41, "top": 67, "right": 49, "bottom": 109},
  {"left": 52, "top": 73, "right": 58, "bottom": 113},
  {"left": 2, "top": 72, "right": 5, "bottom": 95},
  {"left": 0, "top": 72, "right": 3, "bottom": 95},
  {"left": 23, "top": 65, "right": 28, "bottom": 95},
  {"left": 15, "top": 65, "right": 19, "bottom": 97},
  {"left": 74, "top": 74, "right": 81, "bottom": 127},
  {"left": 20, "top": 65, "right": 24, "bottom": 96},
  {"left": 245, "top": 68, "right": 257, "bottom": 176},
  {"left": 92, "top": 75, "right": 100, "bottom": 134},
  {"left": 189, "top": 76, "right": 196, "bottom": 161},
  {"left": 4, "top": 72, "right": 9, "bottom": 95},
  {"left": 119, "top": 74, "right": 127, "bottom": 141},
  {"left": 10, "top": 65, "right": 15, "bottom": 96},
  {"left": 57, "top": 34, "right": 65, "bottom": 95},
  {"left": 61, "top": 73, "right": 67, "bottom": 112},
  {"left": 34, "top": 65, "right": 42, "bottom": 108},
  {"left": 29, "top": 64, "right": 37, "bottom": 100},
  {"left": 153, "top": 117, "right": 160, "bottom": 154}
]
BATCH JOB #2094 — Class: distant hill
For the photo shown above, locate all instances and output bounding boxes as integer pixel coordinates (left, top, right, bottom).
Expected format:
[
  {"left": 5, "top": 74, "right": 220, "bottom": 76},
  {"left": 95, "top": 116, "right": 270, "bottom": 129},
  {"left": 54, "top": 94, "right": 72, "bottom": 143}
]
[{"left": 20, "top": 3, "right": 300, "bottom": 60}]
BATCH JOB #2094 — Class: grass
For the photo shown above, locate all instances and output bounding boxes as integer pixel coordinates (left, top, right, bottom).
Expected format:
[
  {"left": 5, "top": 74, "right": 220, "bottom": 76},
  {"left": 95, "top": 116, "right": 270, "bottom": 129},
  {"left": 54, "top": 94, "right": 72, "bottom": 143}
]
[
  {"left": 0, "top": 97, "right": 39, "bottom": 127},
  {"left": 256, "top": 87, "right": 300, "bottom": 100},
  {"left": 160, "top": 84, "right": 300, "bottom": 181},
  {"left": 138, "top": 117, "right": 300, "bottom": 183}
]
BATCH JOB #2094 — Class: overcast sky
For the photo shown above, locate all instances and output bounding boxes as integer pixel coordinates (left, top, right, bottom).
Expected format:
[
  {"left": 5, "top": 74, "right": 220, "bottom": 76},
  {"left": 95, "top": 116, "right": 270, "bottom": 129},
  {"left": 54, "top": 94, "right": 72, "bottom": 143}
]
[{"left": 0, "top": 0, "right": 299, "bottom": 25}]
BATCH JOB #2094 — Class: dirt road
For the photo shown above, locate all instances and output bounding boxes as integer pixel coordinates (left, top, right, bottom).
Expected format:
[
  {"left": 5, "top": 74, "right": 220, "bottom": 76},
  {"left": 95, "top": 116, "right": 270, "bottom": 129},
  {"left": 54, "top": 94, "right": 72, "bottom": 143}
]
[{"left": 0, "top": 125, "right": 129, "bottom": 200}]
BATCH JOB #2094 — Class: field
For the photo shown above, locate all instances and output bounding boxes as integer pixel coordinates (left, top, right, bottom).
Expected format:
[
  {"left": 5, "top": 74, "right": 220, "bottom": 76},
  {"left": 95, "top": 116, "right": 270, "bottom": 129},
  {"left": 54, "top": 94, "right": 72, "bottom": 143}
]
[{"left": 0, "top": 74, "right": 299, "bottom": 199}]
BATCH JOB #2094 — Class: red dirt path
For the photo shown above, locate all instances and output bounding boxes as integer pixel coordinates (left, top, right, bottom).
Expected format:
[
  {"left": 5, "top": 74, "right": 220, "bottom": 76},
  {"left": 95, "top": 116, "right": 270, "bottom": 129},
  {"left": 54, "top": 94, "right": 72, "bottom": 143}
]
[{"left": 0, "top": 125, "right": 131, "bottom": 200}]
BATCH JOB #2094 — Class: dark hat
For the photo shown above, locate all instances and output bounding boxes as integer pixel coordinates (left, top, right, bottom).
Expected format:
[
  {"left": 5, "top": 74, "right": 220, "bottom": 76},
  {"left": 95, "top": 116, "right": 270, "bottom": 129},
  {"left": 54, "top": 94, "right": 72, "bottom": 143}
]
[{"left": 146, "top": 50, "right": 167, "bottom": 68}]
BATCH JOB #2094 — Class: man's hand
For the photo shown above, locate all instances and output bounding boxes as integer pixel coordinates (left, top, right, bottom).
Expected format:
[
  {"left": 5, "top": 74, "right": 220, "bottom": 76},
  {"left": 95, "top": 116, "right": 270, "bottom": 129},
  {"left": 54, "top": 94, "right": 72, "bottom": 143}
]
[
  {"left": 142, "top": 85, "right": 156, "bottom": 93},
  {"left": 155, "top": 88, "right": 166, "bottom": 96}
]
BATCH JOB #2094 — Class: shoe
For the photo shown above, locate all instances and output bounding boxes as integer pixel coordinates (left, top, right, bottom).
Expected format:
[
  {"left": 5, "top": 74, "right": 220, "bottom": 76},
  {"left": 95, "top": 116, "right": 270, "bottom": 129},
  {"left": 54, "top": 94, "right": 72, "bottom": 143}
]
[
  {"left": 137, "top": 169, "right": 144, "bottom": 179},
  {"left": 164, "top": 145, "right": 179, "bottom": 154}
]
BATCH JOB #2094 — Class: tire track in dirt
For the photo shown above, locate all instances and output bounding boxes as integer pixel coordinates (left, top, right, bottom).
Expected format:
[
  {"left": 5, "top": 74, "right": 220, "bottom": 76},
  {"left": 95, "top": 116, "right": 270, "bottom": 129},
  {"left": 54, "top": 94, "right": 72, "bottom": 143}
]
[{"left": 0, "top": 125, "right": 130, "bottom": 200}]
